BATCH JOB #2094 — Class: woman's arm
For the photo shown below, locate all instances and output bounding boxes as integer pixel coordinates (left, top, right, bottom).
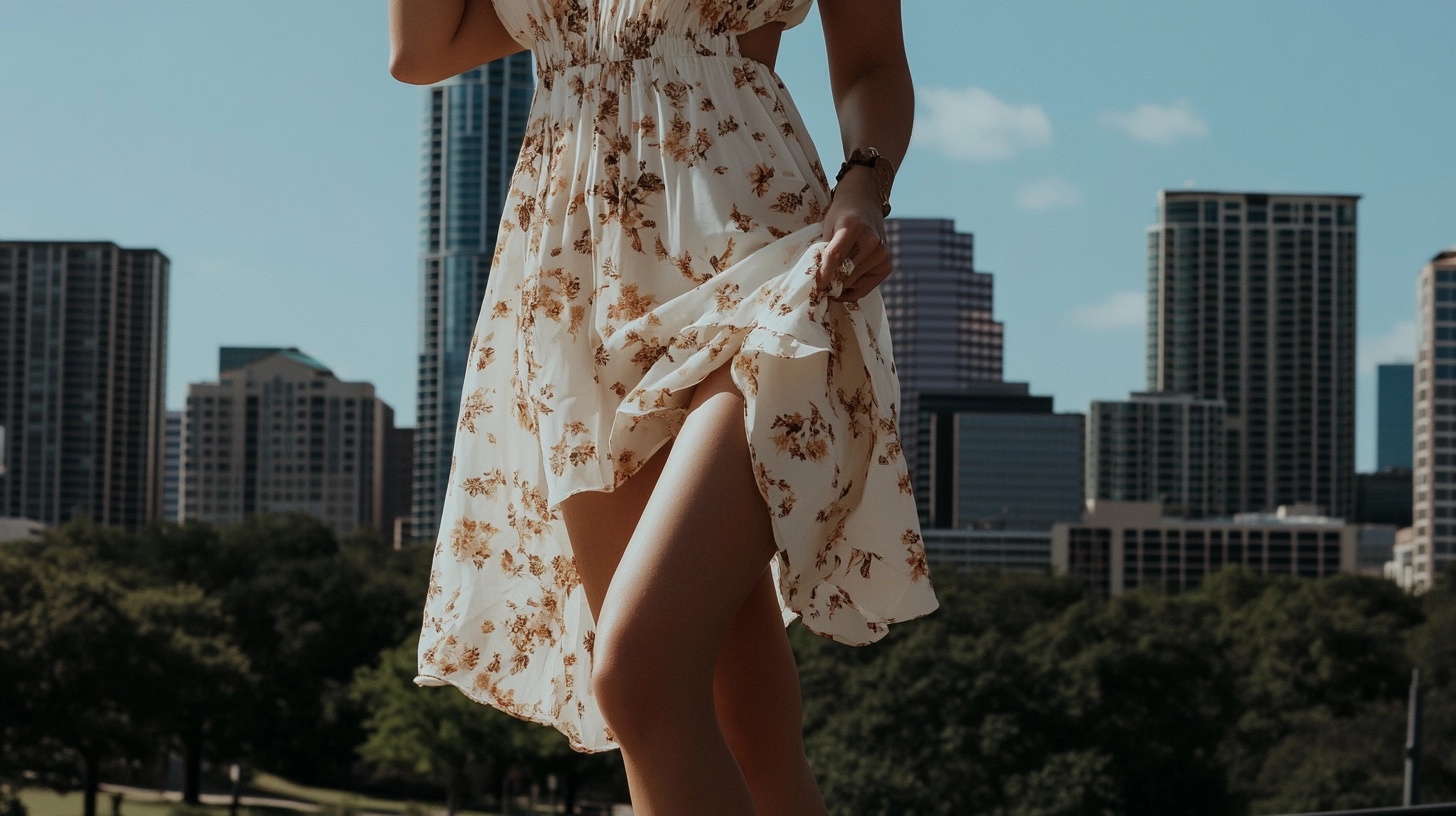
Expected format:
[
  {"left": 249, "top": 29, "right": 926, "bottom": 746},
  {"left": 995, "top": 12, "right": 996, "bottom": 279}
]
[
  {"left": 814, "top": 0, "right": 913, "bottom": 303},
  {"left": 388, "top": 0, "right": 527, "bottom": 85}
]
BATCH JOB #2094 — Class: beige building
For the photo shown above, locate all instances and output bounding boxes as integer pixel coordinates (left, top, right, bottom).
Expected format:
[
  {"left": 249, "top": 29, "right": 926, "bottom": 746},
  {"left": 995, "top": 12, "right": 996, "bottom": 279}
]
[
  {"left": 1411, "top": 246, "right": 1456, "bottom": 591},
  {"left": 1052, "top": 499, "right": 1359, "bottom": 595},
  {"left": 182, "top": 347, "right": 410, "bottom": 538}
]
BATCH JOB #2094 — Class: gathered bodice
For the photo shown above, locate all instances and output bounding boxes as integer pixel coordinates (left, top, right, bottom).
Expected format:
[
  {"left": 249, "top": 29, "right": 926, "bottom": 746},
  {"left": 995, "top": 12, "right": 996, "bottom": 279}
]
[{"left": 490, "top": 0, "right": 814, "bottom": 75}]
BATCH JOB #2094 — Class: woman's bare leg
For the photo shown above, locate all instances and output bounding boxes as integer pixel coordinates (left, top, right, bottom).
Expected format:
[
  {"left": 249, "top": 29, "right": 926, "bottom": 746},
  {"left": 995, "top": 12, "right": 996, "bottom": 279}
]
[{"left": 557, "top": 359, "right": 828, "bottom": 815}]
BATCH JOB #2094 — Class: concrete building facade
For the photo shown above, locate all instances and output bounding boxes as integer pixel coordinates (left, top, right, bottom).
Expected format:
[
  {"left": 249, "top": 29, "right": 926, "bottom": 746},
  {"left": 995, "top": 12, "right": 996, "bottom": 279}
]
[
  {"left": 1411, "top": 246, "right": 1456, "bottom": 590},
  {"left": 0, "top": 240, "right": 169, "bottom": 529},
  {"left": 1053, "top": 499, "right": 1359, "bottom": 595}
]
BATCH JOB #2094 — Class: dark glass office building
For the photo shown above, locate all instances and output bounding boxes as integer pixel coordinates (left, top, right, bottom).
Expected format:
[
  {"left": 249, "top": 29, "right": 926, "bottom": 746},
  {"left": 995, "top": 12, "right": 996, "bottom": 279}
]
[
  {"left": 880, "top": 218, "right": 1005, "bottom": 523},
  {"left": 1378, "top": 363, "right": 1414, "bottom": 470},
  {"left": 0, "top": 240, "right": 169, "bottom": 529},
  {"left": 411, "top": 55, "right": 535, "bottom": 543},
  {"left": 1146, "top": 190, "right": 1358, "bottom": 520}
]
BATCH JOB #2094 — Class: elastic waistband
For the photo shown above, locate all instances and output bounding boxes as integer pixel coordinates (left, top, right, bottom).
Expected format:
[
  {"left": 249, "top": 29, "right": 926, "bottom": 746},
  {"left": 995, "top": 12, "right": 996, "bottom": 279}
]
[{"left": 532, "top": 40, "right": 745, "bottom": 79}]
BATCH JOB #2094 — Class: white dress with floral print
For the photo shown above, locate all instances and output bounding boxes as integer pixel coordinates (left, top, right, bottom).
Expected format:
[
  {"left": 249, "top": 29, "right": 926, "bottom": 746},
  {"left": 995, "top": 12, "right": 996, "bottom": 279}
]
[{"left": 414, "top": 0, "right": 939, "bottom": 752}]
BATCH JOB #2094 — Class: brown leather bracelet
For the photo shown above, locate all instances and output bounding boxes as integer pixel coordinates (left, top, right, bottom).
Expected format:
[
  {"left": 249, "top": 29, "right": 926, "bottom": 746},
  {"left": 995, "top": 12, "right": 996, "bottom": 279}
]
[{"left": 832, "top": 147, "right": 893, "bottom": 216}]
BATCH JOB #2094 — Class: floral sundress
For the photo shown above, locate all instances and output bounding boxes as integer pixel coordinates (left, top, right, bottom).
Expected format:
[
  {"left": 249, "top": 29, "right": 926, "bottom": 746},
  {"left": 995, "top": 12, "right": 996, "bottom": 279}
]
[{"left": 414, "top": 0, "right": 939, "bottom": 752}]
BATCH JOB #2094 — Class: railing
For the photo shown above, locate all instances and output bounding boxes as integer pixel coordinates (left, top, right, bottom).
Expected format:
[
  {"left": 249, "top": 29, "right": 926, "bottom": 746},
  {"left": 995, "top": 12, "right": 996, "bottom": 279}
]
[{"left": 1273, "top": 805, "right": 1456, "bottom": 816}]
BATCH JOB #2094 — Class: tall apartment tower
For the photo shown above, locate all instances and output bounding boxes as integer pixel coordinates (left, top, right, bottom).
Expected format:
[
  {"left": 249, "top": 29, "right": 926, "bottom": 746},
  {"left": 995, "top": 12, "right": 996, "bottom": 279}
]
[
  {"left": 1412, "top": 247, "right": 1456, "bottom": 591},
  {"left": 1088, "top": 391, "right": 1227, "bottom": 519},
  {"left": 880, "top": 218, "right": 1005, "bottom": 518},
  {"left": 183, "top": 347, "right": 406, "bottom": 538},
  {"left": 1378, "top": 363, "right": 1415, "bottom": 470},
  {"left": 0, "top": 240, "right": 169, "bottom": 529},
  {"left": 412, "top": 55, "right": 535, "bottom": 544},
  {"left": 1146, "top": 190, "right": 1358, "bottom": 520}
]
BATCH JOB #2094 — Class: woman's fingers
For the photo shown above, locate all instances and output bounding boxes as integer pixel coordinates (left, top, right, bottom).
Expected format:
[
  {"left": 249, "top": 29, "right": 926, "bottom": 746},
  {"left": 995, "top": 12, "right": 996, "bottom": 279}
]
[
  {"left": 818, "top": 217, "right": 885, "bottom": 296},
  {"left": 821, "top": 221, "right": 885, "bottom": 301}
]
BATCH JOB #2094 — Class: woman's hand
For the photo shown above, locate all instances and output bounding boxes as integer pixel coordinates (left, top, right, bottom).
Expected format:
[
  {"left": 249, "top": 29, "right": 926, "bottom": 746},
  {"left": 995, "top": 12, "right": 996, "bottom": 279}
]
[{"left": 816, "top": 168, "right": 892, "bottom": 303}]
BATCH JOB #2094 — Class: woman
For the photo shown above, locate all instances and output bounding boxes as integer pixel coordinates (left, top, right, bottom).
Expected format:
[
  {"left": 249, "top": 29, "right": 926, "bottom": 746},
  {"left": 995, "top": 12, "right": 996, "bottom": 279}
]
[{"left": 390, "top": 1, "right": 938, "bottom": 812}]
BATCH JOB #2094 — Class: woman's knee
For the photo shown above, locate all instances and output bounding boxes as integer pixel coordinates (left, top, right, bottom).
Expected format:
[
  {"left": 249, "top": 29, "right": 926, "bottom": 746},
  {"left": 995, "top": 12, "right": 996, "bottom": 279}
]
[{"left": 591, "top": 615, "right": 695, "bottom": 735}]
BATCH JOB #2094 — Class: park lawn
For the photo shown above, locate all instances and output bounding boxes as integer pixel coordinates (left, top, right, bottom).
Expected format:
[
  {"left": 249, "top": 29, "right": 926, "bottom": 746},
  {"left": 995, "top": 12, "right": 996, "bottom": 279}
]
[
  {"left": 20, "top": 787, "right": 175, "bottom": 816},
  {"left": 247, "top": 772, "right": 495, "bottom": 816},
  {"left": 17, "top": 788, "right": 292, "bottom": 816}
]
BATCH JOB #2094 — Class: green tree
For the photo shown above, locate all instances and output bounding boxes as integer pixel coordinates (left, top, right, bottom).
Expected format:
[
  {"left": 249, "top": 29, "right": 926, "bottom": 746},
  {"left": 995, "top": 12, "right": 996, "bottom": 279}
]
[
  {"left": 1020, "top": 586, "right": 1237, "bottom": 816},
  {"left": 793, "top": 568, "right": 1091, "bottom": 816},
  {"left": 6, "top": 555, "right": 150, "bottom": 816},
  {"left": 350, "top": 638, "right": 520, "bottom": 815},
  {"left": 121, "top": 583, "right": 254, "bottom": 805},
  {"left": 1201, "top": 568, "right": 1422, "bottom": 811}
]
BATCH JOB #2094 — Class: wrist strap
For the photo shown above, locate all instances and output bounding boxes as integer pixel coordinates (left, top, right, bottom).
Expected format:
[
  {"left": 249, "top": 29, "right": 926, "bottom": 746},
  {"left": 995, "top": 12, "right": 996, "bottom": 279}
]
[{"left": 833, "top": 147, "right": 894, "bottom": 216}]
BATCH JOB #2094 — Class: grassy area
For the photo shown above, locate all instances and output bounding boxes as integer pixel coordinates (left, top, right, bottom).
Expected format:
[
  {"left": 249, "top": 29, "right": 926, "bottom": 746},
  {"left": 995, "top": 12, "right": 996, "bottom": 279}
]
[
  {"left": 20, "top": 787, "right": 181, "bottom": 816},
  {"left": 17, "top": 789, "right": 290, "bottom": 816},
  {"left": 19, "top": 775, "right": 575, "bottom": 816}
]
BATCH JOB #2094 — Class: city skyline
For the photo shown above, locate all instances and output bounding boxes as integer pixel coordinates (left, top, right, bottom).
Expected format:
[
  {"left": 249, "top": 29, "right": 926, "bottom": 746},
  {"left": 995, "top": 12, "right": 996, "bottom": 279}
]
[{"left": 1, "top": 3, "right": 1451, "bottom": 473}]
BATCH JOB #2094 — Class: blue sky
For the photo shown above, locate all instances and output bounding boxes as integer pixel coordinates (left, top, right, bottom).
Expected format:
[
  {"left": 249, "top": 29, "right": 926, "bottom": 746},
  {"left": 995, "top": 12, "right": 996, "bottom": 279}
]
[{"left": 1, "top": 2, "right": 1451, "bottom": 473}]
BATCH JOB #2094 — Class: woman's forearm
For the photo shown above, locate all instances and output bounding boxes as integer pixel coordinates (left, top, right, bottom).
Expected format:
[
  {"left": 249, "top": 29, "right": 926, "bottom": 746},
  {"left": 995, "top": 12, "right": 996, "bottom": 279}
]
[
  {"left": 829, "top": 61, "right": 913, "bottom": 210},
  {"left": 832, "top": 62, "right": 914, "bottom": 170}
]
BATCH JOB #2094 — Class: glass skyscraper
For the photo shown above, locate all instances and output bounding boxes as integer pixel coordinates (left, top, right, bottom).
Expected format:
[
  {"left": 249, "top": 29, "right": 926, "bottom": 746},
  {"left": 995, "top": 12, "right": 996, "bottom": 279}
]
[
  {"left": 879, "top": 217, "right": 1004, "bottom": 522},
  {"left": 411, "top": 55, "right": 535, "bottom": 543},
  {"left": 1377, "top": 362, "right": 1414, "bottom": 470}
]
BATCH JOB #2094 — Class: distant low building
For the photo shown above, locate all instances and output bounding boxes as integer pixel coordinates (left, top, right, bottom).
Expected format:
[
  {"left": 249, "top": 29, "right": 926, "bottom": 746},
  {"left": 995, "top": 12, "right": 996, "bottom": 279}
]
[
  {"left": 0, "top": 517, "right": 46, "bottom": 543},
  {"left": 1053, "top": 499, "right": 1359, "bottom": 595}
]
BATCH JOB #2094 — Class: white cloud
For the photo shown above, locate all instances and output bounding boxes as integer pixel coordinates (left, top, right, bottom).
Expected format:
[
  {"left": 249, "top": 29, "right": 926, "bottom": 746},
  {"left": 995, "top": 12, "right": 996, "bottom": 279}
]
[
  {"left": 1099, "top": 99, "right": 1209, "bottom": 145},
  {"left": 914, "top": 86, "right": 1052, "bottom": 161},
  {"left": 1359, "top": 319, "right": 1417, "bottom": 377},
  {"left": 1073, "top": 290, "right": 1146, "bottom": 331},
  {"left": 1016, "top": 177, "right": 1083, "bottom": 211}
]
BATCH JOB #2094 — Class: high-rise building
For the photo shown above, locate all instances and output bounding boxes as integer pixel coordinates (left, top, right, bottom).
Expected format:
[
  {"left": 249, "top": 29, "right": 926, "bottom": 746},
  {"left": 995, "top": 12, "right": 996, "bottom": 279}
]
[
  {"left": 1088, "top": 391, "right": 1226, "bottom": 519},
  {"left": 1378, "top": 363, "right": 1414, "bottom": 470},
  {"left": 880, "top": 218, "right": 1004, "bottom": 518},
  {"left": 183, "top": 347, "right": 406, "bottom": 538},
  {"left": 1146, "top": 190, "right": 1358, "bottom": 519},
  {"left": 412, "top": 55, "right": 535, "bottom": 544},
  {"left": 164, "top": 409, "right": 182, "bottom": 522},
  {"left": 0, "top": 240, "right": 169, "bottom": 529},
  {"left": 1411, "top": 246, "right": 1456, "bottom": 591}
]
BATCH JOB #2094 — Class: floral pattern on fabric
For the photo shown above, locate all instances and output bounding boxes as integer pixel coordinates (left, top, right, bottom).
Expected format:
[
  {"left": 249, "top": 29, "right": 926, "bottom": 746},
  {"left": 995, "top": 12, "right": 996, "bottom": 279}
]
[{"left": 415, "top": 0, "right": 938, "bottom": 753}]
